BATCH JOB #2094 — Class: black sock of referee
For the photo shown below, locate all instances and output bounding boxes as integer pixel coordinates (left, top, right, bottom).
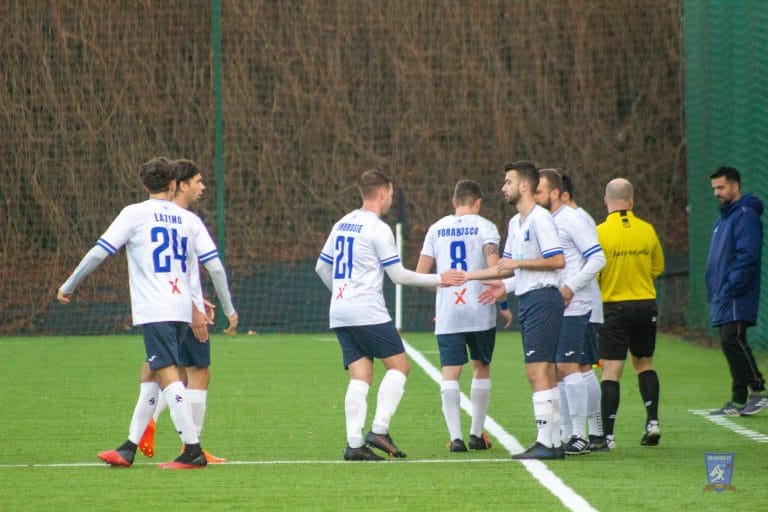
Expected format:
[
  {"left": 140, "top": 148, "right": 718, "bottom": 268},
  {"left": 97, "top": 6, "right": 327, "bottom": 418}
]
[
  {"left": 600, "top": 380, "right": 620, "bottom": 437},
  {"left": 638, "top": 369, "right": 660, "bottom": 424}
]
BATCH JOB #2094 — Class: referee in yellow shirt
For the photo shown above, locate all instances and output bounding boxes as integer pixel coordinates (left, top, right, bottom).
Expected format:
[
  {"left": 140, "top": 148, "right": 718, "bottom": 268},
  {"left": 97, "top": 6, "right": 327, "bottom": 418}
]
[{"left": 596, "top": 178, "right": 665, "bottom": 449}]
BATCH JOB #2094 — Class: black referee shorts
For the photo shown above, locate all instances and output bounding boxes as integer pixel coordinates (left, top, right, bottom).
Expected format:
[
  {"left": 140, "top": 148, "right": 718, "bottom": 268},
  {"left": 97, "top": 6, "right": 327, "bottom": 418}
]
[{"left": 598, "top": 300, "right": 658, "bottom": 360}]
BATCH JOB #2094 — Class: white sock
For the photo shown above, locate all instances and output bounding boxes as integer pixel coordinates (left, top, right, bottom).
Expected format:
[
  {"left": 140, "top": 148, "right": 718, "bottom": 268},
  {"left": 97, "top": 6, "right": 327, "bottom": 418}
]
[
  {"left": 441, "top": 380, "right": 462, "bottom": 441},
  {"left": 128, "top": 382, "right": 159, "bottom": 444},
  {"left": 152, "top": 390, "right": 167, "bottom": 422},
  {"left": 187, "top": 389, "right": 207, "bottom": 438},
  {"left": 532, "top": 389, "right": 554, "bottom": 447},
  {"left": 345, "top": 379, "right": 369, "bottom": 448},
  {"left": 470, "top": 378, "right": 491, "bottom": 437},
  {"left": 583, "top": 369, "right": 603, "bottom": 436},
  {"left": 550, "top": 387, "right": 561, "bottom": 448},
  {"left": 564, "top": 372, "right": 587, "bottom": 439},
  {"left": 163, "top": 381, "right": 199, "bottom": 445},
  {"left": 371, "top": 370, "right": 407, "bottom": 435},
  {"left": 558, "top": 381, "right": 572, "bottom": 442}
]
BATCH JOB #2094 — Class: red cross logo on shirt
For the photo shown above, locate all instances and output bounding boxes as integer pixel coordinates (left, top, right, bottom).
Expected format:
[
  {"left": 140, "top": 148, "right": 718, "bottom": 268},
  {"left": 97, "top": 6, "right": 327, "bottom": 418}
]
[
  {"left": 169, "top": 277, "right": 181, "bottom": 294},
  {"left": 454, "top": 288, "right": 467, "bottom": 305},
  {"left": 336, "top": 284, "right": 347, "bottom": 299}
]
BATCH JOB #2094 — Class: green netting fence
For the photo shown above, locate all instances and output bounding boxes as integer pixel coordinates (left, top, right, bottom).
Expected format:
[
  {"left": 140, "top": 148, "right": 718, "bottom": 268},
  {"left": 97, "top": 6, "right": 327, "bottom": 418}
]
[{"left": 3, "top": 0, "right": 692, "bottom": 336}]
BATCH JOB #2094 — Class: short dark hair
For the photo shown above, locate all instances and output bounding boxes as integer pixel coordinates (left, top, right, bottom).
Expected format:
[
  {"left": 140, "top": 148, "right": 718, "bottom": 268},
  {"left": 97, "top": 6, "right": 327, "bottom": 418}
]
[
  {"left": 504, "top": 160, "right": 539, "bottom": 192},
  {"left": 138, "top": 157, "right": 177, "bottom": 193},
  {"left": 560, "top": 172, "right": 574, "bottom": 199},
  {"left": 710, "top": 166, "right": 740, "bottom": 185},
  {"left": 359, "top": 169, "right": 393, "bottom": 199},
  {"left": 175, "top": 159, "right": 201, "bottom": 184},
  {"left": 538, "top": 168, "right": 563, "bottom": 197},
  {"left": 453, "top": 179, "right": 482, "bottom": 205}
]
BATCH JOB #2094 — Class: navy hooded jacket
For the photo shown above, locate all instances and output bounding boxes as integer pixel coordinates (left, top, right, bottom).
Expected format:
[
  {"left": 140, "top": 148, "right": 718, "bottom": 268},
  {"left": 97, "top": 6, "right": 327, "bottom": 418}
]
[{"left": 705, "top": 193, "right": 764, "bottom": 326}]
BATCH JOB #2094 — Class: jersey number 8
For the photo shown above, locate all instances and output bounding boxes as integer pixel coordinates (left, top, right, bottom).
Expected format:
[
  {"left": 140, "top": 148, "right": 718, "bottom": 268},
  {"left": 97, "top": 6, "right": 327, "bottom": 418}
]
[{"left": 449, "top": 241, "right": 468, "bottom": 270}]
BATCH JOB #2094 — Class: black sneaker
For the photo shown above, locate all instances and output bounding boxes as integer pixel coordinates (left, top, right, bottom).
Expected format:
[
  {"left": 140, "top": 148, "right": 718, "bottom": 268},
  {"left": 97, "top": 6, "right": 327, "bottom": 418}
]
[
  {"left": 448, "top": 439, "right": 468, "bottom": 452},
  {"left": 468, "top": 432, "right": 492, "bottom": 450},
  {"left": 365, "top": 431, "right": 407, "bottom": 458},
  {"left": 640, "top": 421, "right": 661, "bottom": 446},
  {"left": 159, "top": 448, "right": 208, "bottom": 469},
  {"left": 740, "top": 393, "right": 768, "bottom": 416},
  {"left": 709, "top": 401, "right": 745, "bottom": 416},
  {"left": 563, "top": 436, "right": 590, "bottom": 455},
  {"left": 344, "top": 445, "right": 384, "bottom": 461},
  {"left": 510, "top": 442, "right": 560, "bottom": 460},
  {"left": 588, "top": 435, "right": 610, "bottom": 452}
]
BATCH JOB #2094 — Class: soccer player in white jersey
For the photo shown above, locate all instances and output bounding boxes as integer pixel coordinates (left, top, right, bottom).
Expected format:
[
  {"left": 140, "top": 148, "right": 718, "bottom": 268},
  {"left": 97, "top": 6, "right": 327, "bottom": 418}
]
[
  {"left": 415, "top": 180, "right": 512, "bottom": 452},
  {"left": 469, "top": 161, "right": 566, "bottom": 460},
  {"left": 136, "top": 159, "right": 238, "bottom": 464},
  {"left": 561, "top": 173, "right": 608, "bottom": 451},
  {"left": 315, "top": 169, "right": 464, "bottom": 461},
  {"left": 534, "top": 169, "right": 605, "bottom": 455},
  {"left": 57, "top": 157, "right": 212, "bottom": 469}
]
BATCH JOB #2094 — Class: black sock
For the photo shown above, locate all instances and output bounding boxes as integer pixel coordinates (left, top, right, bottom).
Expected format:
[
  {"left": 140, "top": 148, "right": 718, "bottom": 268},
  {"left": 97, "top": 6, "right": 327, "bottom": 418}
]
[
  {"left": 184, "top": 442, "right": 202, "bottom": 456},
  {"left": 638, "top": 369, "right": 660, "bottom": 423},
  {"left": 116, "top": 440, "right": 137, "bottom": 463},
  {"left": 601, "top": 380, "right": 620, "bottom": 437},
  {"left": 117, "top": 440, "right": 137, "bottom": 453}
]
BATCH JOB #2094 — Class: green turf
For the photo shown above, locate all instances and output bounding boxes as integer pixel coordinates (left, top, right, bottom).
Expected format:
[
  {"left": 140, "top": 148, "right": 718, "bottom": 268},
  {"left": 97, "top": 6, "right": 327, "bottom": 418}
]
[{"left": 1, "top": 332, "right": 767, "bottom": 511}]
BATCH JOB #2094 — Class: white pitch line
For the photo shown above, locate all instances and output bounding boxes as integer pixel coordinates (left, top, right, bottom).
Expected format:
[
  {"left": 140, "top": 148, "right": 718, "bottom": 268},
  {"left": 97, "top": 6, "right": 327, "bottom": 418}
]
[
  {"left": 402, "top": 339, "right": 598, "bottom": 512},
  {"left": 689, "top": 409, "right": 768, "bottom": 443},
  {"left": 0, "top": 458, "right": 509, "bottom": 469}
]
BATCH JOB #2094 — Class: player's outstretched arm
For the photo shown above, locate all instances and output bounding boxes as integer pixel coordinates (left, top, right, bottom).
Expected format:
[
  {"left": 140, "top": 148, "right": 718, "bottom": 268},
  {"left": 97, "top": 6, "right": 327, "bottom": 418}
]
[
  {"left": 478, "top": 280, "right": 506, "bottom": 304},
  {"left": 439, "top": 269, "right": 466, "bottom": 287},
  {"left": 57, "top": 246, "right": 110, "bottom": 304},
  {"left": 415, "top": 255, "right": 438, "bottom": 293}
]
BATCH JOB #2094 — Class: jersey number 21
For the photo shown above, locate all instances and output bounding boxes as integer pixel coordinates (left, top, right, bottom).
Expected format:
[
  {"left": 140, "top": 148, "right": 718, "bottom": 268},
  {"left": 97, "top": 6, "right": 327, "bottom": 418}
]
[{"left": 334, "top": 235, "right": 354, "bottom": 279}]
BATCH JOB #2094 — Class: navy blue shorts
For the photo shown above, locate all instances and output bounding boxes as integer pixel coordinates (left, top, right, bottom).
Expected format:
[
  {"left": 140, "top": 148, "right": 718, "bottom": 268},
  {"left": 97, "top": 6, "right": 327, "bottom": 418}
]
[
  {"left": 598, "top": 300, "right": 657, "bottom": 360},
  {"left": 556, "top": 312, "right": 590, "bottom": 364},
  {"left": 178, "top": 327, "right": 211, "bottom": 368},
  {"left": 437, "top": 327, "right": 496, "bottom": 367},
  {"left": 579, "top": 322, "right": 601, "bottom": 365},
  {"left": 141, "top": 321, "right": 187, "bottom": 371},
  {"left": 518, "top": 287, "right": 564, "bottom": 363},
  {"left": 334, "top": 321, "right": 405, "bottom": 369}
]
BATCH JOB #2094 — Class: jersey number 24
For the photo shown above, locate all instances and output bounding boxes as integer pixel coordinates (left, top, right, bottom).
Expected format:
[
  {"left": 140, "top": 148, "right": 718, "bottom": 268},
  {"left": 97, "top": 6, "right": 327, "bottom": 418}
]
[{"left": 151, "top": 226, "right": 188, "bottom": 273}]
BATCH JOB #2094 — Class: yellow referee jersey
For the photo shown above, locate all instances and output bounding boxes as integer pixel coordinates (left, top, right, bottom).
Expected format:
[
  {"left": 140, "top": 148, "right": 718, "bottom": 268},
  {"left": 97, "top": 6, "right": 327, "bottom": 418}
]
[{"left": 596, "top": 210, "right": 664, "bottom": 302}]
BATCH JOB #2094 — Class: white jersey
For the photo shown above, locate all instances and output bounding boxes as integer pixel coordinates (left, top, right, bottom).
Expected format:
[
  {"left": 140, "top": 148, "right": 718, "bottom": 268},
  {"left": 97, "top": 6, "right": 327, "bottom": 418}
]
[
  {"left": 96, "top": 198, "right": 216, "bottom": 325},
  {"left": 502, "top": 205, "right": 562, "bottom": 296},
  {"left": 574, "top": 206, "right": 604, "bottom": 323},
  {"left": 421, "top": 214, "right": 500, "bottom": 334},
  {"left": 552, "top": 205, "right": 605, "bottom": 317},
  {"left": 319, "top": 209, "right": 400, "bottom": 328}
]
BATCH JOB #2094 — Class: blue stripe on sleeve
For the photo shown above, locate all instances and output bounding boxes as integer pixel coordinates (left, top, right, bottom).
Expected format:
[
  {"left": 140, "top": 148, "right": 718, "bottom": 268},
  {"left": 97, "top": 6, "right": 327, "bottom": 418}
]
[
  {"left": 381, "top": 256, "right": 401, "bottom": 267},
  {"left": 582, "top": 245, "right": 602, "bottom": 258},
  {"left": 199, "top": 249, "right": 219, "bottom": 263},
  {"left": 96, "top": 238, "right": 117, "bottom": 255},
  {"left": 542, "top": 248, "right": 564, "bottom": 258},
  {"left": 319, "top": 253, "right": 334, "bottom": 265}
]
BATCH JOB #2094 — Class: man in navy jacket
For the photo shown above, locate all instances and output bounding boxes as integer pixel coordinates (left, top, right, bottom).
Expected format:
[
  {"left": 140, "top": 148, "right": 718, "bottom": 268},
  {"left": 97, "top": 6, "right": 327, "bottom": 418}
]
[{"left": 706, "top": 166, "right": 768, "bottom": 416}]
